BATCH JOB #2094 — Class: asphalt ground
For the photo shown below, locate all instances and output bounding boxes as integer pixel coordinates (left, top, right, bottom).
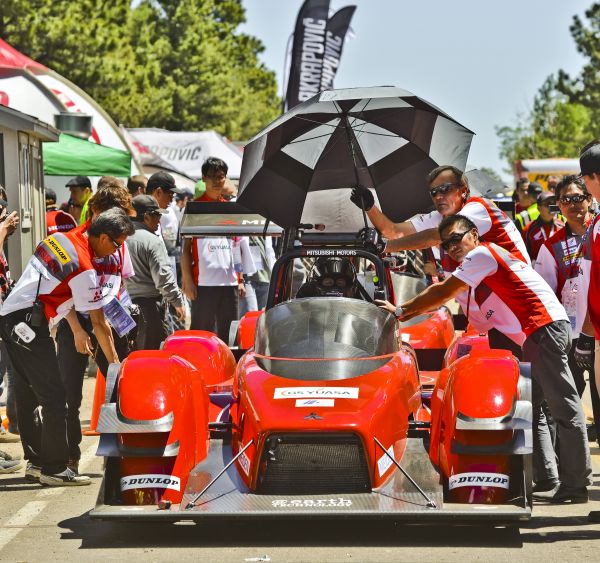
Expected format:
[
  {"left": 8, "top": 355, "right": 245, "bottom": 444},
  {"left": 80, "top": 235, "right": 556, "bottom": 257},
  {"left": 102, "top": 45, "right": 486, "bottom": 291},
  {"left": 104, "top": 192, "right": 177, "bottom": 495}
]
[{"left": 1, "top": 377, "right": 600, "bottom": 562}]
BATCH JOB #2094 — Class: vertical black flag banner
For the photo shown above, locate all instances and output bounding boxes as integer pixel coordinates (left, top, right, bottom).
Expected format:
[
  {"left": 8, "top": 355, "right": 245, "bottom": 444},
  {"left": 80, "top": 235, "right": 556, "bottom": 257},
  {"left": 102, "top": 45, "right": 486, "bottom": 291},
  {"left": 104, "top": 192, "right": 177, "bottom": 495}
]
[
  {"left": 284, "top": 0, "right": 330, "bottom": 111},
  {"left": 320, "top": 6, "right": 356, "bottom": 92}
]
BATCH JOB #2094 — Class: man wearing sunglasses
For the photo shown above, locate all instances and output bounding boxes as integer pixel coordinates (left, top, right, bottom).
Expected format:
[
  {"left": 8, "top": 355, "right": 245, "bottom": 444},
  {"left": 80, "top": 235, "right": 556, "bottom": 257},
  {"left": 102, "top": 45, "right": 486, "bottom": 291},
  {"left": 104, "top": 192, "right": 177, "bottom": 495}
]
[
  {"left": 535, "top": 175, "right": 600, "bottom": 448},
  {"left": 376, "top": 213, "right": 592, "bottom": 504},
  {"left": 522, "top": 191, "right": 564, "bottom": 263},
  {"left": 351, "top": 165, "right": 529, "bottom": 353},
  {"left": 0, "top": 209, "right": 135, "bottom": 487}
]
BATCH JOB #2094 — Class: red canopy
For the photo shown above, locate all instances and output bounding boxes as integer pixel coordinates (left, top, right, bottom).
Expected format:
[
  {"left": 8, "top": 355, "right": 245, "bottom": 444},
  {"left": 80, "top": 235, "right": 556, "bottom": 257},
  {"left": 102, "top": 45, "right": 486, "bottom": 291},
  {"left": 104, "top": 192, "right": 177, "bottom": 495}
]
[{"left": 0, "top": 39, "right": 46, "bottom": 71}]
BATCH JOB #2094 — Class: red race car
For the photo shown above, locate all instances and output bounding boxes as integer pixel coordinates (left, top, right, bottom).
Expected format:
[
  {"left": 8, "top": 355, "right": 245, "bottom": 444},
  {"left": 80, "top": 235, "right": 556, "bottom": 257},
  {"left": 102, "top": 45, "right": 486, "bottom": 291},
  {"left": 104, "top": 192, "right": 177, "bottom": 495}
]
[{"left": 90, "top": 204, "right": 532, "bottom": 524}]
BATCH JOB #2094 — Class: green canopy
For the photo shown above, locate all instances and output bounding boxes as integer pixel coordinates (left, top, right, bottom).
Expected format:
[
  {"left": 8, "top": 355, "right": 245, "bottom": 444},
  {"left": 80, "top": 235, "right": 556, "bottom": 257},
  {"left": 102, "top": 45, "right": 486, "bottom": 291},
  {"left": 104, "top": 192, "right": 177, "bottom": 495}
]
[{"left": 43, "top": 133, "right": 131, "bottom": 176}]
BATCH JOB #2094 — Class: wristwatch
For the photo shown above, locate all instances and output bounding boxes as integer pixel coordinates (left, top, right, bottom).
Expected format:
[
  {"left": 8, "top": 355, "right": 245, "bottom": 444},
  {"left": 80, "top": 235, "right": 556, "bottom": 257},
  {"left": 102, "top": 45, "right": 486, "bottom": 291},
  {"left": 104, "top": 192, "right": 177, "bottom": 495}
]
[{"left": 395, "top": 305, "right": 405, "bottom": 318}]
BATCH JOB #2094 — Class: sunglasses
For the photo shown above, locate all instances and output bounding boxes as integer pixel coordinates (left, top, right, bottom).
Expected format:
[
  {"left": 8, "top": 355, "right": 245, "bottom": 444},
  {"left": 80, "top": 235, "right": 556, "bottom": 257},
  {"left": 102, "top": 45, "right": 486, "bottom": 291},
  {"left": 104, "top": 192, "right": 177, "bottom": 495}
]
[
  {"left": 107, "top": 234, "right": 121, "bottom": 250},
  {"left": 429, "top": 183, "right": 461, "bottom": 198},
  {"left": 558, "top": 194, "right": 589, "bottom": 204},
  {"left": 440, "top": 230, "right": 471, "bottom": 251}
]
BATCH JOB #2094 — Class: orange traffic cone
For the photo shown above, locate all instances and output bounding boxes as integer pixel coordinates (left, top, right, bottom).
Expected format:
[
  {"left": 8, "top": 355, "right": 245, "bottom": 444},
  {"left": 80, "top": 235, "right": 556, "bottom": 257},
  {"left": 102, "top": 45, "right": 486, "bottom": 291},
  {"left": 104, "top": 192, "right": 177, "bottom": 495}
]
[{"left": 82, "top": 369, "right": 106, "bottom": 436}]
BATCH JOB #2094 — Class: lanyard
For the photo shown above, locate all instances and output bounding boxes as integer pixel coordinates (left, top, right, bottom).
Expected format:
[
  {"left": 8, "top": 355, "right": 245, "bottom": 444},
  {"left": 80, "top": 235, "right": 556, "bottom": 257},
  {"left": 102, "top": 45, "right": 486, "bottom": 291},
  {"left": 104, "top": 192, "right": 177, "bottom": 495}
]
[{"left": 565, "top": 214, "right": 594, "bottom": 278}]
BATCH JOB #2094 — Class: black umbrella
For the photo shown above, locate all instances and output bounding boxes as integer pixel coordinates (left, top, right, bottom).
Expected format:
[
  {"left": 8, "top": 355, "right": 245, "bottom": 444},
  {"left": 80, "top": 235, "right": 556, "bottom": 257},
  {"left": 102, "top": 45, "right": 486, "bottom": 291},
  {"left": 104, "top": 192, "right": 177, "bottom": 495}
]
[{"left": 238, "top": 86, "right": 474, "bottom": 228}]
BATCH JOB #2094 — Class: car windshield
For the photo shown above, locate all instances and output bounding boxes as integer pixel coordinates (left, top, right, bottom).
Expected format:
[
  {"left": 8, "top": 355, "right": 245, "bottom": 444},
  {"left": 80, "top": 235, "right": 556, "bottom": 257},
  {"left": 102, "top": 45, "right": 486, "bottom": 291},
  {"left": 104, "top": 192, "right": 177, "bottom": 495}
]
[{"left": 254, "top": 298, "right": 398, "bottom": 380}]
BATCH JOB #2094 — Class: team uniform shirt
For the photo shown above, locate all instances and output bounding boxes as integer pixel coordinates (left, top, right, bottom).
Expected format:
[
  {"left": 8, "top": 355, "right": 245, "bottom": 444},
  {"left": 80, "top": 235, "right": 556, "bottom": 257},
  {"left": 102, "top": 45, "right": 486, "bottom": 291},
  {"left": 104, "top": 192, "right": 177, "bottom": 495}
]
[
  {"left": 523, "top": 217, "right": 564, "bottom": 263},
  {"left": 46, "top": 208, "right": 77, "bottom": 236},
  {"left": 189, "top": 194, "right": 256, "bottom": 286},
  {"left": 452, "top": 242, "right": 569, "bottom": 341},
  {"left": 534, "top": 219, "right": 593, "bottom": 338},
  {"left": 411, "top": 196, "right": 530, "bottom": 337},
  {"left": 410, "top": 196, "right": 530, "bottom": 264},
  {"left": 0, "top": 231, "right": 123, "bottom": 328},
  {"left": 587, "top": 213, "right": 600, "bottom": 340}
]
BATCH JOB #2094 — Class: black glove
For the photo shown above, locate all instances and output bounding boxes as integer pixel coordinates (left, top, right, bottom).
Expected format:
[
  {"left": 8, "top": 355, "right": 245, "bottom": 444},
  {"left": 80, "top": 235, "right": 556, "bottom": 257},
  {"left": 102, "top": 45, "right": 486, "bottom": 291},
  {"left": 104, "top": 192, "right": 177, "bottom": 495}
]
[
  {"left": 574, "top": 332, "right": 595, "bottom": 372},
  {"left": 358, "top": 227, "right": 386, "bottom": 254},
  {"left": 350, "top": 185, "right": 374, "bottom": 211}
]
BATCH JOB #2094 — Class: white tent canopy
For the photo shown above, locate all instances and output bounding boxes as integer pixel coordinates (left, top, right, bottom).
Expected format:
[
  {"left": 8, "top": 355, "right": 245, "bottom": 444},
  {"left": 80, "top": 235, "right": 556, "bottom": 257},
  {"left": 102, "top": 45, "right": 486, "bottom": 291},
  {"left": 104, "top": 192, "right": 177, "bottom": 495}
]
[{"left": 126, "top": 128, "right": 244, "bottom": 180}]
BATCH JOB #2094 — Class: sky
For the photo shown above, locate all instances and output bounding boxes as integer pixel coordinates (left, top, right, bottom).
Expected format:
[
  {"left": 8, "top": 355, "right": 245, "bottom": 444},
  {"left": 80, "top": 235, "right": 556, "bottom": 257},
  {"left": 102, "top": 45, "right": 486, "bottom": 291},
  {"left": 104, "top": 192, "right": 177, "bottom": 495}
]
[{"left": 240, "top": 0, "right": 592, "bottom": 181}]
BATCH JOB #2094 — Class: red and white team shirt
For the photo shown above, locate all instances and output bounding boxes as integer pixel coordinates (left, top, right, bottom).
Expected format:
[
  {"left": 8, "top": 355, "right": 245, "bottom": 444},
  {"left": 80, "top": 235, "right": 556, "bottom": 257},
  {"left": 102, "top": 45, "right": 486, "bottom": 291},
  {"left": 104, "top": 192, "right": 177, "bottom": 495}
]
[
  {"left": 412, "top": 196, "right": 531, "bottom": 339},
  {"left": 410, "top": 196, "right": 530, "bottom": 264},
  {"left": 452, "top": 242, "right": 569, "bottom": 340},
  {"left": 587, "top": 214, "right": 600, "bottom": 340},
  {"left": 534, "top": 219, "right": 592, "bottom": 338},
  {"left": 190, "top": 236, "right": 256, "bottom": 286},
  {"left": 0, "top": 230, "right": 125, "bottom": 328}
]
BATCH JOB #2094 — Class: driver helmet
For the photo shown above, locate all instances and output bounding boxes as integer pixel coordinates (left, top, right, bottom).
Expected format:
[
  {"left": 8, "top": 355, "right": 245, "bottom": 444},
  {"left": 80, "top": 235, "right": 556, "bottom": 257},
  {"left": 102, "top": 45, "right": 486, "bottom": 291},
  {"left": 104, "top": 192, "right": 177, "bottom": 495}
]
[{"left": 312, "top": 257, "right": 357, "bottom": 297}]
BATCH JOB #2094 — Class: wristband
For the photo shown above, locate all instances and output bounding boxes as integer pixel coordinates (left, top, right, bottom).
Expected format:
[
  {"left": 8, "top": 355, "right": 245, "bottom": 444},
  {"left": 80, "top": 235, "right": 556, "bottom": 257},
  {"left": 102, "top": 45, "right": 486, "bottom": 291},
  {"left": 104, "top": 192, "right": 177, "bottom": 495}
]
[{"left": 395, "top": 305, "right": 405, "bottom": 318}]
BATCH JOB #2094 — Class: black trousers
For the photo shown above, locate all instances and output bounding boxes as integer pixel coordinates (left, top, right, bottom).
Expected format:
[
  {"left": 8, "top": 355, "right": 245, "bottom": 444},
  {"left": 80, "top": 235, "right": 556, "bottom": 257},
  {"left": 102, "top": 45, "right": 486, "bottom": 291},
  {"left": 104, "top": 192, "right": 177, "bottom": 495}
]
[
  {"left": 190, "top": 285, "right": 238, "bottom": 342},
  {"left": 0, "top": 309, "right": 69, "bottom": 474},
  {"left": 56, "top": 314, "right": 130, "bottom": 460},
  {"left": 132, "top": 297, "right": 170, "bottom": 350}
]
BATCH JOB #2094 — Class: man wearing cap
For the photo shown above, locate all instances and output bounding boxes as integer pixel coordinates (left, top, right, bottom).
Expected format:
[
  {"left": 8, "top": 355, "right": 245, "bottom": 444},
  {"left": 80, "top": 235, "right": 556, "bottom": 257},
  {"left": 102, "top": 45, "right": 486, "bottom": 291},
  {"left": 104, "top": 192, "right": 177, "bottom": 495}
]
[
  {"left": 577, "top": 140, "right": 600, "bottom": 417},
  {"left": 515, "top": 182, "right": 544, "bottom": 233},
  {"left": 145, "top": 171, "right": 183, "bottom": 264},
  {"left": 45, "top": 188, "right": 77, "bottom": 236},
  {"left": 522, "top": 191, "right": 564, "bottom": 263},
  {"left": 65, "top": 176, "right": 92, "bottom": 225},
  {"left": 125, "top": 195, "right": 185, "bottom": 350}
]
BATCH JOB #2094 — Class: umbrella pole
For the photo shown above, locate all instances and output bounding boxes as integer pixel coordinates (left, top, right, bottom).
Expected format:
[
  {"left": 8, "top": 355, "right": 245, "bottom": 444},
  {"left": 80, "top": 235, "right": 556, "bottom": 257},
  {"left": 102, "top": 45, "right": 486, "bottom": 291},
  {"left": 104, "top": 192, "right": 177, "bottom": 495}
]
[{"left": 343, "top": 116, "right": 369, "bottom": 230}]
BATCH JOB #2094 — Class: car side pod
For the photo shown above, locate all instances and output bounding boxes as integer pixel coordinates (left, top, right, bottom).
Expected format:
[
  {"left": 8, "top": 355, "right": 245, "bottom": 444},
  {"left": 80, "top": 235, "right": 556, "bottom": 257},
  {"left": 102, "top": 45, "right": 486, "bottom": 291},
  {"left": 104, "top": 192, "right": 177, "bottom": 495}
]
[
  {"left": 429, "top": 347, "right": 532, "bottom": 505},
  {"left": 162, "top": 330, "right": 237, "bottom": 423},
  {"left": 95, "top": 351, "right": 209, "bottom": 507}
]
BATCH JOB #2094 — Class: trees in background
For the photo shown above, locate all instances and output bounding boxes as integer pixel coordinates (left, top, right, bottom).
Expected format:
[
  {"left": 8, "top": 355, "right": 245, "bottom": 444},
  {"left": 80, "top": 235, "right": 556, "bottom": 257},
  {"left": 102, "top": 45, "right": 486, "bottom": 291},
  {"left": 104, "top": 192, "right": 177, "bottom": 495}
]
[
  {"left": 0, "top": 0, "right": 280, "bottom": 140},
  {"left": 496, "top": 3, "right": 600, "bottom": 166}
]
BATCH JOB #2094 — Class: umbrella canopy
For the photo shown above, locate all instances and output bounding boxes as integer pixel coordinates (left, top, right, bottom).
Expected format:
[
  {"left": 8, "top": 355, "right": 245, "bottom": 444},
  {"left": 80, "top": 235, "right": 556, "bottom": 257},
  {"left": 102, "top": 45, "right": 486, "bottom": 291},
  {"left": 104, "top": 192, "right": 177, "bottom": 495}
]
[
  {"left": 465, "top": 169, "right": 509, "bottom": 199},
  {"left": 238, "top": 86, "right": 474, "bottom": 228},
  {"left": 43, "top": 133, "right": 131, "bottom": 177}
]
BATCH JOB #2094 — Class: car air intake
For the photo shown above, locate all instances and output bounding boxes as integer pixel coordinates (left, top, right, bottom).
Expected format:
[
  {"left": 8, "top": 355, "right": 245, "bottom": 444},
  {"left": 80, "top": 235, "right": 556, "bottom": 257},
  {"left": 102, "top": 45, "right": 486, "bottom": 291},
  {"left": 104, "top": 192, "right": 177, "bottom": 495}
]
[{"left": 257, "top": 433, "right": 371, "bottom": 494}]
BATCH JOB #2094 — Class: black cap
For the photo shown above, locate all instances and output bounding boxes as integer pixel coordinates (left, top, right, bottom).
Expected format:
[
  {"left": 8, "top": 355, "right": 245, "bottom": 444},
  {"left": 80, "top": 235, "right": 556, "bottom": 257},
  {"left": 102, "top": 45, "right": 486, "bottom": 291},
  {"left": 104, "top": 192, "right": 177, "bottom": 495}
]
[
  {"left": 132, "top": 195, "right": 167, "bottom": 218},
  {"left": 146, "top": 171, "right": 184, "bottom": 194},
  {"left": 579, "top": 143, "right": 600, "bottom": 177},
  {"left": 65, "top": 176, "right": 91, "bottom": 189},
  {"left": 45, "top": 188, "right": 57, "bottom": 203},
  {"left": 527, "top": 182, "right": 543, "bottom": 197},
  {"left": 537, "top": 191, "right": 555, "bottom": 205}
]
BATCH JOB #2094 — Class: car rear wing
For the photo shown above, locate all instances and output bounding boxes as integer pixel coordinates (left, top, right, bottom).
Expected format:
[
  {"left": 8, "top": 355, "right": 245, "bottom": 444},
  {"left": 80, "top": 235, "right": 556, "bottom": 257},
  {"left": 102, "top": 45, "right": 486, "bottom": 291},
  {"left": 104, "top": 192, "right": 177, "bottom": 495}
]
[{"left": 180, "top": 202, "right": 283, "bottom": 238}]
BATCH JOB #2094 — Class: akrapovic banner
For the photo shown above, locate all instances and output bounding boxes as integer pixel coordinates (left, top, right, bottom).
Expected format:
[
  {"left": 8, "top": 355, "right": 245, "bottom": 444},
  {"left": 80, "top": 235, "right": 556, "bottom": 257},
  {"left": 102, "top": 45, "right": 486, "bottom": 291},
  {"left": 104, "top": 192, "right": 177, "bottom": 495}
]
[
  {"left": 320, "top": 5, "right": 356, "bottom": 91},
  {"left": 285, "top": 1, "right": 356, "bottom": 111},
  {"left": 285, "top": 0, "right": 330, "bottom": 111}
]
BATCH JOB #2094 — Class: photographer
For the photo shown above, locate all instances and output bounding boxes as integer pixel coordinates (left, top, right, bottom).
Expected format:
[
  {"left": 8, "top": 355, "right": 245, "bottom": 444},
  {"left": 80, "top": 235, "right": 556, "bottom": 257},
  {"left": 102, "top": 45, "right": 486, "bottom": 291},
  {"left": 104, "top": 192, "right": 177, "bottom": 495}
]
[{"left": 0, "top": 209, "right": 134, "bottom": 487}]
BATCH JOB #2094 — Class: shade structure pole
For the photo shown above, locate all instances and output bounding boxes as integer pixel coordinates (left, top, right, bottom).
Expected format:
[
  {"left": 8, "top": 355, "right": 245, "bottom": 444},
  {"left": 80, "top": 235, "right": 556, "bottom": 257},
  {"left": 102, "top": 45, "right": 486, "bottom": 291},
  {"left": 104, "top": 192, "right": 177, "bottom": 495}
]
[{"left": 343, "top": 116, "right": 368, "bottom": 229}]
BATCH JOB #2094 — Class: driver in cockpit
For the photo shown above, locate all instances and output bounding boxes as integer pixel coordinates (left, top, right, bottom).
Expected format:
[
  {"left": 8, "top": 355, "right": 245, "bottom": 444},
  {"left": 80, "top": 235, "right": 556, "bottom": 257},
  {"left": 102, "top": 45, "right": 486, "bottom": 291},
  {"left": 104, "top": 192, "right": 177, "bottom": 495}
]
[{"left": 296, "top": 256, "right": 359, "bottom": 299}]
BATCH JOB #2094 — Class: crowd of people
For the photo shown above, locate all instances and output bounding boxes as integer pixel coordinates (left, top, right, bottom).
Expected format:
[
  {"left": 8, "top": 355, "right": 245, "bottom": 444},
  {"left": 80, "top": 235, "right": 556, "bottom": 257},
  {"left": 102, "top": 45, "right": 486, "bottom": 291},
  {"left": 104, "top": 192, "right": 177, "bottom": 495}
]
[
  {"left": 0, "top": 157, "right": 273, "bottom": 484},
  {"left": 1, "top": 141, "right": 600, "bottom": 504}
]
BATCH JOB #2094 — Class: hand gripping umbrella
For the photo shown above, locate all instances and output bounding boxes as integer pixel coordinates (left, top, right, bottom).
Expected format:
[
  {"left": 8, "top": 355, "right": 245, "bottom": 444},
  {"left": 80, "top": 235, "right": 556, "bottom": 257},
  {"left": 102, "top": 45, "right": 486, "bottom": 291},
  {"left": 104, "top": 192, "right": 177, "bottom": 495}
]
[{"left": 238, "top": 86, "right": 474, "bottom": 228}]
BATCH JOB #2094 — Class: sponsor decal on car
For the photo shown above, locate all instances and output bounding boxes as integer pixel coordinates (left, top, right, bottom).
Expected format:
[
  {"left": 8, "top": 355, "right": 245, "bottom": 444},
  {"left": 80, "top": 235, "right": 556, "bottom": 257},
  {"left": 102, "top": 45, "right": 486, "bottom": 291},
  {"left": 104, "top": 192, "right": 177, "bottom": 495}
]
[
  {"left": 377, "top": 445, "right": 395, "bottom": 477},
  {"left": 274, "top": 387, "right": 359, "bottom": 399},
  {"left": 448, "top": 472, "right": 510, "bottom": 490},
  {"left": 120, "top": 474, "right": 181, "bottom": 492},
  {"left": 305, "top": 249, "right": 357, "bottom": 256},
  {"left": 238, "top": 451, "right": 251, "bottom": 476},
  {"left": 295, "top": 399, "right": 335, "bottom": 407},
  {"left": 271, "top": 498, "right": 352, "bottom": 508}
]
